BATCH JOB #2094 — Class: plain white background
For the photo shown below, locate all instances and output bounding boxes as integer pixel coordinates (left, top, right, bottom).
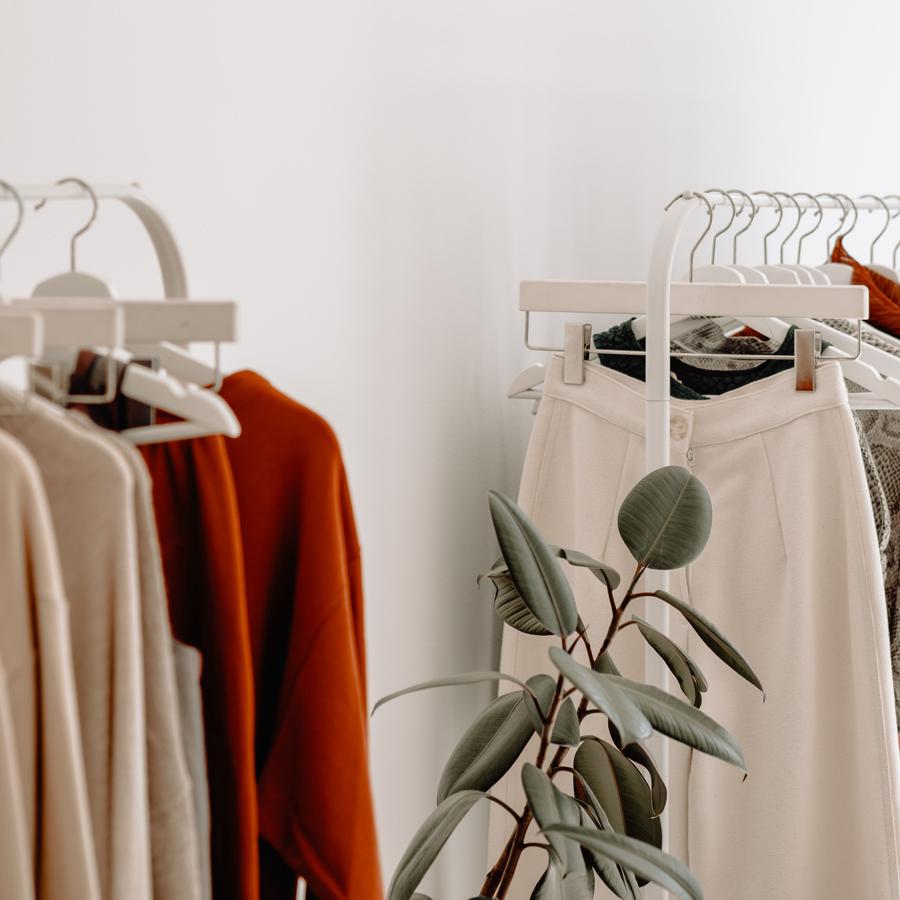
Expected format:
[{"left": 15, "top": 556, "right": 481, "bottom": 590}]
[{"left": 3, "top": 2, "right": 900, "bottom": 896}]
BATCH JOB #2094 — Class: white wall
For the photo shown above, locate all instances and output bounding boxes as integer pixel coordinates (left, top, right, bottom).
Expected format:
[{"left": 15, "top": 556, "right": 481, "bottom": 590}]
[{"left": 3, "top": 2, "right": 900, "bottom": 896}]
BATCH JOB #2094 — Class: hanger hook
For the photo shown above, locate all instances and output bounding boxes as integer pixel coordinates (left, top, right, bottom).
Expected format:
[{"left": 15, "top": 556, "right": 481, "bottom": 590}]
[
  {"left": 34, "top": 177, "right": 99, "bottom": 272},
  {"left": 792, "top": 192, "right": 823, "bottom": 263},
  {"left": 815, "top": 192, "right": 848, "bottom": 259},
  {"left": 664, "top": 191, "right": 714, "bottom": 281},
  {"left": 752, "top": 191, "right": 784, "bottom": 265},
  {"left": 859, "top": 194, "right": 891, "bottom": 264},
  {"left": 835, "top": 193, "right": 859, "bottom": 243},
  {"left": 726, "top": 189, "right": 757, "bottom": 264},
  {"left": 883, "top": 195, "right": 900, "bottom": 268},
  {"left": 0, "top": 181, "right": 25, "bottom": 265},
  {"left": 773, "top": 192, "right": 802, "bottom": 264},
  {"left": 703, "top": 188, "right": 737, "bottom": 265}
]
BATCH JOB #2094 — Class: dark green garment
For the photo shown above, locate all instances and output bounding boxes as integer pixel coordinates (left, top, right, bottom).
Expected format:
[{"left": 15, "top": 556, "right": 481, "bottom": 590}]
[{"left": 592, "top": 319, "right": 799, "bottom": 399}]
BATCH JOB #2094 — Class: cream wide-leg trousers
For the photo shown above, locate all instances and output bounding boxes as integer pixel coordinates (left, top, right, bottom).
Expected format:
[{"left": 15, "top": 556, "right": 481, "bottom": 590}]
[{"left": 487, "top": 355, "right": 900, "bottom": 899}]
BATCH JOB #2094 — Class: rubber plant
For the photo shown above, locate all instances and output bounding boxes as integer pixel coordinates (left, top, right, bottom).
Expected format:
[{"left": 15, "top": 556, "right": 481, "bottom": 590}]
[{"left": 374, "top": 465, "right": 763, "bottom": 900}]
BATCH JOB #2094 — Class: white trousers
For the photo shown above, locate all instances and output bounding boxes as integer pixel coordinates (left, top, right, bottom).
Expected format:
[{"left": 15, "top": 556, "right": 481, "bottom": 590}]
[{"left": 488, "top": 355, "right": 900, "bottom": 899}]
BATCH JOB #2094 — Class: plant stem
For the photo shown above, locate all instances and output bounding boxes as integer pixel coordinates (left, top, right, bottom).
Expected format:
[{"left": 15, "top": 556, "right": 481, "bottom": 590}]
[
  {"left": 485, "top": 794, "right": 523, "bottom": 824},
  {"left": 483, "top": 565, "right": 645, "bottom": 898}
]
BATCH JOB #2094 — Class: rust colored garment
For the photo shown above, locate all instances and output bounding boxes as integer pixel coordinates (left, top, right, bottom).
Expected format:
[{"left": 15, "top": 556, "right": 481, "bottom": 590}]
[
  {"left": 139, "top": 435, "right": 260, "bottom": 900},
  {"left": 832, "top": 237, "right": 900, "bottom": 336},
  {"left": 219, "top": 371, "right": 381, "bottom": 900}
]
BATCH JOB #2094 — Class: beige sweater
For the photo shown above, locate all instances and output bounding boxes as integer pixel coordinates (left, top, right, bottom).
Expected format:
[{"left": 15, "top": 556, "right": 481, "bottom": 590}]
[
  {"left": 0, "top": 427, "right": 99, "bottom": 900},
  {"left": 70, "top": 418, "right": 203, "bottom": 900},
  {"left": 0, "top": 397, "right": 152, "bottom": 900}
]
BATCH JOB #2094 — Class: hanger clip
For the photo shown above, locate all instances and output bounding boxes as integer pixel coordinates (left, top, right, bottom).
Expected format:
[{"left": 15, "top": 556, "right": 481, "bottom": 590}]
[
  {"left": 794, "top": 328, "right": 820, "bottom": 392},
  {"left": 563, "top": 322, "right": 591, "bottom": 385}
]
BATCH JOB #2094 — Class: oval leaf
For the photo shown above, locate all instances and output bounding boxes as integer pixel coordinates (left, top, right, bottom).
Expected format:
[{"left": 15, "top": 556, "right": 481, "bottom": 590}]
[
  {"left": 616, "top": 737, "right": 667, "bottom": 817},
  {"left": 491, "top": 570, "right": 553, "bottom": 635},
  {"left": 556, "top": 548, "right": 621, "bottom": 590},
  {"left": 531, "top": 860, "right": 595, "bottom": 900},
  {"left": 542, "top": 826, "right": 704, "bottom": 900},
  {"left": 521, "top": 764, "right": 590, "bottom": 877},
  {"left": 632, "top": 615, "right": 702, "bottom": 707},
  {"left": 436, "top": 689, "right": 536, "bottom": 802},
  {"left": 549, "top": 647, "right": 652, "bottom": 747},
  {"left": 523, "top": 674, "right": 559, "bottom": 735},
  {"left": 607, "top": 676, "right": 745, "bottom": 769},
  {"left": 489, "top": 491, "right": 578, "bottom": 636},
  {"left": 576, "top": 807, "right": 637, "bottom": 900},
  {"left": 574, "top": 740, "right": 661, "bottom": 886},
  {"left": 571, "top": 775, "right": 640, "bottom": 899},
  {"left": 373, "top": 670, "right": 540, "bottom": 715},
  {"left": 550, "top": 697, "right": 580, "bottom": 747},
  {"left": 593, "top": 652, "right": 622, "bottom": 677},
  {"left": 654, "top": 590, "right": 763, "bottom": 694},
  {"left": 387, "top": 791, "right": 484, "bottom": 900},
  {"left": 616, "top": 466, "right": 712, "bottom": 570}
]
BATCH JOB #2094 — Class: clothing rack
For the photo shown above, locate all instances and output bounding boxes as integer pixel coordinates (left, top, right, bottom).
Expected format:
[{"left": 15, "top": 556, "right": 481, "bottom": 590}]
[
  {"left": 1, "top": 182, "right": 188, "bottom": 298},
  {"left": 520, "top": 189, "right": 894, "bottom": 897}
]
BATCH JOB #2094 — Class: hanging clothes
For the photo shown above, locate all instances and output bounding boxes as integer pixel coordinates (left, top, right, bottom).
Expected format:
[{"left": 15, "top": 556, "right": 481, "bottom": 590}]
[
  {"left": 0, "top": 424, "right": 100, "bottom": 900},
  {"left": 172, "top": 641, "right": 213, "bottom": 900},
  {"left": 831, "top": 237, "right": 900, "bottom": 336},
  {"left": 76, "top": 422, "right": 203, "bottom": 900},
  {"left": 489, "top": 354, "right": 900, "bottom": 899},
  {"left": 0, "top": 393, "right": 152, "bottom": 900},
  {"left": 219, "top": 371, "right": 381, "bottom": 900},
  {"left": 139, "top": 434, "right": 260, "bottom": 900}
]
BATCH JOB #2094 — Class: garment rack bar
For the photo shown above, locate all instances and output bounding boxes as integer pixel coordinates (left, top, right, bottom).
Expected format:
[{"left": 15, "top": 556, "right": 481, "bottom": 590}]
[{"left": 521, "top": 281, "right": 869, "bottom": 317}]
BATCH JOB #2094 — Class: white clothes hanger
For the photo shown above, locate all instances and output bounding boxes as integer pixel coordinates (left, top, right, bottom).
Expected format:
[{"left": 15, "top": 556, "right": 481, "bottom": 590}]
[
  {"left": 26, "top": 178, "right": 239, "bottom": 441},
  {"left": 786, "top": 192, "right": 830, "bottom": 284},
  {"left": 860, "top": 194, "right": 900, "bottom": 282},
  {"left": 750, "top": 191, "right": 801, "bottom": 285},
  {"left": 817, "top": 193, "right": 856, "bottom": 284}
]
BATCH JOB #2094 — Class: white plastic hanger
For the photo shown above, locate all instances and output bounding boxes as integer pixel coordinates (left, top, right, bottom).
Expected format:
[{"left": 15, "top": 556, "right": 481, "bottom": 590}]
[
  {"left": 860, "top": 194, "right": 900, "bottom": 282},
  {"left": 785, "top": 192, "right": 830, "bottom": 284},
  {"left": 26, "top": 178, "right": 239, "bottom": 442},
  {"left": 817, "top": 193, "right": 856, "bottom": 284}
]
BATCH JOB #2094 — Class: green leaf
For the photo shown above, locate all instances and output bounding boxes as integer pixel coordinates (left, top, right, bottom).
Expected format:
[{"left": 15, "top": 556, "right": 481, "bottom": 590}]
[
  {"left": 489, "top": 491, "right": 578, "bottom": 636},
  {"left": 616, "top": 466, "right": 712, "bottom": 570},
  {"left": 608, "top": 676, "right": 745, "bottom": 769},
  {"left": 373, "top": 670, "right": 540, "bottom": 715},
  {"left": 653, "top": 590, "right": 763, "bottom": 695},
  {"left": 574, "top": 740, "right": 661, "bottom": 887},
  {"left": 618, "top": 738, "right": 667, "bottom": 817},
  {"left": 548, "top": 647, "right": 652, "bottom": 747},
  {"left": 490, "top": 569, "right": 553, "bottom": 636},
  {"left": 531, "top": 861, "right": 595, "bottom": 900},
  {"left": 544, "top": 825, "right": 701, "bottom": 900},
  {"left": 632, "top": 616, "right": 703, "bottom": 707},
  {"left": 543, "top": 826, "right": 704, "bottom": 900},
  {"left": 521, "top": 764, "right": 590, "bottom": 877},
  {"left": 437, "top": 686, "right": 547, "bottom": 802},
  {"left": 523, "top": 674, "right": 558, "bottom": 735},
  {"left": 575, "top": 800, "right": 639, "bottom": 899},
  {"left": 593, "top": 652, "right": 622, "bottom": 677},
  {"left": 387, "top": 791, "right": 484, "bottom": 900},
  {"left": 550, "top": 697, "right": 580, "bottom": 746},
  {"left": 555, "top": 548, "right": 621, "bottom": 590}
]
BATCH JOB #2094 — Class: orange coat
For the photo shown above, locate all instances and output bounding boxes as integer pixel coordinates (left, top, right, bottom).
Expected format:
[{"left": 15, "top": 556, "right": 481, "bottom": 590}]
[{"left": 220, "top": 371, "right": 381, "bottom": 900}]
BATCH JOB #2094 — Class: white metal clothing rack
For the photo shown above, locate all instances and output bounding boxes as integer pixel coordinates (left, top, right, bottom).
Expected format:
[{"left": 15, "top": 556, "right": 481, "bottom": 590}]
[
  {"left": 520, "top": 190, "right": 892, "bottom": 899},
  {"left": 2, "top": 182, "right": 189, "bottom": 298}
]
